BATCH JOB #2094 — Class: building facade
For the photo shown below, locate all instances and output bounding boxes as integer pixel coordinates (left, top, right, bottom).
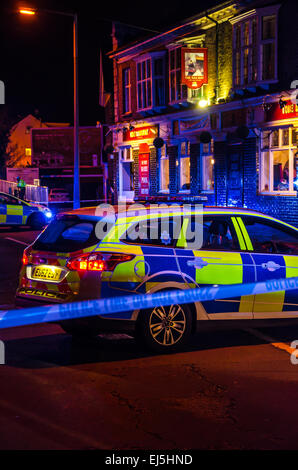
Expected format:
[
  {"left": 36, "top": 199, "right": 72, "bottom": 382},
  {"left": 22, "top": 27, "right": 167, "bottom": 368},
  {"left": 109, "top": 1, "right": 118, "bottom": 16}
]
[
  {"left": 108, "top": 0, "right": 298, "bottom": 226},
  {"left": 31, "top": 126, "right": 104, "bottom": 201}
]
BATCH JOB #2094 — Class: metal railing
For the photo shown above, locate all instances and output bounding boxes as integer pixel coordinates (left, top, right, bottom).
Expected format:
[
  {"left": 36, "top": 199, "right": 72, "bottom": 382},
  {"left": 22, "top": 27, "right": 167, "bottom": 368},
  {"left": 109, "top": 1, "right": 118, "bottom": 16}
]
[{"left": 0, "top": 179, "right": 48, "bottom": 205}]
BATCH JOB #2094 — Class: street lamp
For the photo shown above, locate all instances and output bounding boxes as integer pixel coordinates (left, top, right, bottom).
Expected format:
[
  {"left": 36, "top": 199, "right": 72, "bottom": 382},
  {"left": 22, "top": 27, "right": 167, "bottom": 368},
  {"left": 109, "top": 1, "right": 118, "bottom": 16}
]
[{"left": 19, "top": 6, "right": 80, "bottom": 209}]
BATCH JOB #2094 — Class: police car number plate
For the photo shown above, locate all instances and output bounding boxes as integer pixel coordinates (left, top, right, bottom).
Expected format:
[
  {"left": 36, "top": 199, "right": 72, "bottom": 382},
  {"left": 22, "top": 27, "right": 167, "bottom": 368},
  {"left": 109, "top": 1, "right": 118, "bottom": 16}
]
[{"left": 32, "top": 266, "right": 61, "bottom": 281}]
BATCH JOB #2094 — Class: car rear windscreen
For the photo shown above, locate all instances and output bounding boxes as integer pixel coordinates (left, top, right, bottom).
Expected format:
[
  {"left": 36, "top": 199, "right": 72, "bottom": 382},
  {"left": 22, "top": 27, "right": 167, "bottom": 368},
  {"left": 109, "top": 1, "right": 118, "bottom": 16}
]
[{"left": 32, "top": 215, "right": 112, "bottom": 252}]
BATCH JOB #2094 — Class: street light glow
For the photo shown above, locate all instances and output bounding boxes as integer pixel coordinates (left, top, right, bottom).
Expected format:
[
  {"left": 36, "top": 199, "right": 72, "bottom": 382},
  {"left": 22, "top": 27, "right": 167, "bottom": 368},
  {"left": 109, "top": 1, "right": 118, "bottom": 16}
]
[
  {"left": 19, "top": 8, "right": 36, "bottom": 15},
  {"left": 198, "top": 99, "right": 208, "bottom": 108}
]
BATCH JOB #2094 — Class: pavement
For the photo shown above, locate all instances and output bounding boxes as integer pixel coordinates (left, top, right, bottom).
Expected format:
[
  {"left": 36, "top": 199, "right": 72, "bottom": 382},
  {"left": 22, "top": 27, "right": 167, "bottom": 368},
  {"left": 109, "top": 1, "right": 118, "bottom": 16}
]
[{"left": 1, "top": 227, "right": 298, "bottom": 450}]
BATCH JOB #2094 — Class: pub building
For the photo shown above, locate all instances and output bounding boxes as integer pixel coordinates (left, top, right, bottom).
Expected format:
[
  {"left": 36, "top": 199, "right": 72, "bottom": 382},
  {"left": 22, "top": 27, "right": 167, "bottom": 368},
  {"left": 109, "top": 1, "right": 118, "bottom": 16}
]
[{"left": 107, "top": 0, "right": 298, "bottom": 227}]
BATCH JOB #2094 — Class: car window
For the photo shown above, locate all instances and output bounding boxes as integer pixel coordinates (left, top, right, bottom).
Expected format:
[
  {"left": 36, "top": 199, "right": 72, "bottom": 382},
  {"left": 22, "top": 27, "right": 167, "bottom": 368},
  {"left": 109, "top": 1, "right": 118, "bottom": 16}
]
[
  {"left": 32, "top": 216, "right": 108, "bottom": 252},
  {"left": 197, "top": 216, "right": 240, "bottom": 251},
  {"left": 241, "top": 216, "right": 298, "bottom": 255},
  {"left": 0, "top": 194, "right": 19, "bottom": 205},
  {"left": 61, "top": 223, "right": 94, "bottom": 242},
  {"left": 121, "top": 217, "right": 182, "bottom": 247}
]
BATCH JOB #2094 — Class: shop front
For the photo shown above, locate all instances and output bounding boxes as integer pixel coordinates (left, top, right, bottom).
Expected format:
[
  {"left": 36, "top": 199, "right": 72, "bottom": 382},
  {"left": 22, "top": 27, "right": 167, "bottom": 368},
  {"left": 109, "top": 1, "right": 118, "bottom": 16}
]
[
  {"left": 214, "top": 98, "right": 298, "bottom": 227},
  {"left": 116, "top": 124, "right": 158, "bottom": 202}
]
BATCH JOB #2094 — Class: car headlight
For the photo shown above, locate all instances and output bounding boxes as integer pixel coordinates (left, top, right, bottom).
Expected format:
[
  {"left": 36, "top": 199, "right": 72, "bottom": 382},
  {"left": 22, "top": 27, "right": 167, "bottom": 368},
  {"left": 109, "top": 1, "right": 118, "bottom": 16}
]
[{"left": 44, "top": 209, "right": 53, "bottom": 219}]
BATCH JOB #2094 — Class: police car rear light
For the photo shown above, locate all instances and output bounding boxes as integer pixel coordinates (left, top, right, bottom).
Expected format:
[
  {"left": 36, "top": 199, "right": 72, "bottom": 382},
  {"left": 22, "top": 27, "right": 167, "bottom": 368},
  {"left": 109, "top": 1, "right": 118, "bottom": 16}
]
[
  {"left": 79, "top": 259, "right": 106, "bottom": 271},
  {"left": 22, "top": 247, "right": 30, "bottom": 266},
  {"left": 67, "top": 252, "right": 134, "bottom": 272}
]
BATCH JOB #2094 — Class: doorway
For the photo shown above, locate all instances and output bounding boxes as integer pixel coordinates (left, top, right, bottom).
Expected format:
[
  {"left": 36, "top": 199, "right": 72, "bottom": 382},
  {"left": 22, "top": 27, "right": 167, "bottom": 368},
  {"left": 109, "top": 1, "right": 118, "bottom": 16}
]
[{"left": 119, "top": 147, "right": 134, "bottom": 201}]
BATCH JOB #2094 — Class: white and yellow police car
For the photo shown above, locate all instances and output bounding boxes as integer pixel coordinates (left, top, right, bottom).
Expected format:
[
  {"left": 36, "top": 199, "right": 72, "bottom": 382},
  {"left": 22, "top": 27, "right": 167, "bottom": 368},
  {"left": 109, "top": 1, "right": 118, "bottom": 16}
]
[
  {"left": 16, "top": 205, "right": 298, "bottom": 353},
  {"left": 0, "top": 192, "right": 52, "bottom": 229}
]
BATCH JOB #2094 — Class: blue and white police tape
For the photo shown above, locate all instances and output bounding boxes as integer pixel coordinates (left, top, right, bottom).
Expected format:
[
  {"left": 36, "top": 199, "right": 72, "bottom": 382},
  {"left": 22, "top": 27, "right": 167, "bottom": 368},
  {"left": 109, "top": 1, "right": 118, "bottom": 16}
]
[{"left": 0, "top": 277, "right": 298, "bottom": 330}]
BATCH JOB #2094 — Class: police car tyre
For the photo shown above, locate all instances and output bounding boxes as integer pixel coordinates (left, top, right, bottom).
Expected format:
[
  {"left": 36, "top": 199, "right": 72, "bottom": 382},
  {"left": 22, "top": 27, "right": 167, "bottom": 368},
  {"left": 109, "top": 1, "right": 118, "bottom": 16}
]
[
  {"left": 136, "top": 303, "right": 193, "bottom": 353},
  {"left": 27, "top": 212, "right": 46, "bottom": 229}
]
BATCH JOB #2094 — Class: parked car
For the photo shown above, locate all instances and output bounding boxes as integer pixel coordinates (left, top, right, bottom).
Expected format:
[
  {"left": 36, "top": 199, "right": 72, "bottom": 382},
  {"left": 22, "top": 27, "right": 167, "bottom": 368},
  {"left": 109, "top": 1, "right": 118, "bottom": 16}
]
[
  {"left": 16, "top": 205, "right": 298, "bottom": 353},
  {"left": 0, "top": 191, "right": 52, "bottom": 229},
  {"left": 49, "top": 188, "right": 71, "bottom": 202}
]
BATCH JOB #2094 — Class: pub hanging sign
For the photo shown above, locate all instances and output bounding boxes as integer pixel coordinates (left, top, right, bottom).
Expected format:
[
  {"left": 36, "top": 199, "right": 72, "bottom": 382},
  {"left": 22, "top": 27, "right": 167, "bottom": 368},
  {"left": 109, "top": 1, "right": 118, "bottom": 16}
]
[{"left": 181, "top": 48, "right": 208, "bottom": 89}]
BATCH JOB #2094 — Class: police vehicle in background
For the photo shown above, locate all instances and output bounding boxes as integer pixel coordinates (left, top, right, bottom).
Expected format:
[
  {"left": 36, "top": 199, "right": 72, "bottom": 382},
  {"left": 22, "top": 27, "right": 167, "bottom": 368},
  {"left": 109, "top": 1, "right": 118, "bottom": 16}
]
[{"left": 0, "top": 192, "right": 52, "bottom": 229}]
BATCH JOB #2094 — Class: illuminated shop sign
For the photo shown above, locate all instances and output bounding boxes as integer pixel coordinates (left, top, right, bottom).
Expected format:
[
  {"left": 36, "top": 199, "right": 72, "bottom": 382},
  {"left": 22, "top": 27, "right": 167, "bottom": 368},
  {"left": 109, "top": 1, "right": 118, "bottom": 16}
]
[
  {"left": 181, "top": 48, "right": 208, "bottom": 89},
  {"left": 266, "top": 100, "right": 298, "bottom": 122},
  {"left": 123, "top": 125, "right": 158, "bottom": 142},
  {"left": 139, "top": 143, "right": 150, "bottom": 197}
]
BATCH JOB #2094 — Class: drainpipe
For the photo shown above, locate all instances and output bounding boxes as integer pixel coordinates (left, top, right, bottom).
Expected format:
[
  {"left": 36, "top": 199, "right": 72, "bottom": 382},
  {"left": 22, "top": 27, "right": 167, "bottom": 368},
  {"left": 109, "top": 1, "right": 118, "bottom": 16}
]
[{"left": 205, "top": 12, "right": 219, "bottom": 103}]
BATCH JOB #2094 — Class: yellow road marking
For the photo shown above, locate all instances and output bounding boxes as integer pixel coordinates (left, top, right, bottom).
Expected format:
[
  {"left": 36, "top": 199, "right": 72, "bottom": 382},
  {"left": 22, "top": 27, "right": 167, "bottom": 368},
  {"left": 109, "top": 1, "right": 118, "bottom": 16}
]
[{"left": 244, "top": 328, "right": 298, "bottom": 357}]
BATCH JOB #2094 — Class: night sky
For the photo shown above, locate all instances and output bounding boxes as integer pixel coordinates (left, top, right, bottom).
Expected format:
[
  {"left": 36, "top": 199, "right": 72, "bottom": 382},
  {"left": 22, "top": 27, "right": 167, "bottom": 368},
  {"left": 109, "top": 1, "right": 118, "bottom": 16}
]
[{"left": 0, "top": 0, "right": 219, "bottom": 125}]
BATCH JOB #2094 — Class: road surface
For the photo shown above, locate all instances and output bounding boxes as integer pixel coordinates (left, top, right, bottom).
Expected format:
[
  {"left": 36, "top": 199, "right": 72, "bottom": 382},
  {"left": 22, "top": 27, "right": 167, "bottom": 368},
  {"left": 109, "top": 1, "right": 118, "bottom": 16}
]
[{"left": 1, "top": 227, "right": 298, "bottom": 450}]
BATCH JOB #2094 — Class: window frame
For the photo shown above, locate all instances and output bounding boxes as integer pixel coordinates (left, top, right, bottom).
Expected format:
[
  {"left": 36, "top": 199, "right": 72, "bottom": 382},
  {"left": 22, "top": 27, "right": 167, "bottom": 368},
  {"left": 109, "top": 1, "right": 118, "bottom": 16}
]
[
  {"left": 201, "top": 141, "right": 215, "bottom": 193},
  {"left": 135, "top": 52, "right": 166, "bottom": 111},
  {"left": 259, "top": 127, "right": 298, "bottom": 196},
  {"left": 231, "top": 5, "right": 280, "bottom": 89},
  {"left": 178, "top": 140, "right": 191, "bottom": 193},
  {"left": 158, "top": 145, "right": 169, "bottom": 193},
  {"left": 122, "top": 67, "right": 131, "bottom": 115},
  {"left": 168, "top": 47, "right": 188, "bottom": 104}
]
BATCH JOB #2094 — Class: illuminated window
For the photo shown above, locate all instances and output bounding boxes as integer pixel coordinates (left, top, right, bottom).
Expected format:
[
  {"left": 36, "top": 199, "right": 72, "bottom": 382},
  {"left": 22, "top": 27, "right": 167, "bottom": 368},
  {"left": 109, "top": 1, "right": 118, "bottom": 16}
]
[
  {"left": 260, "top": 128, "right": 298, "bottom": 194},
  {"left": 231, "top": 5, "right": 279, "bottom": 87},
  {"left": 179, "top": 141, "right": 190, "bottom": 192},
  {"left": 159, "top": 145, "right": 169, "bottom": 192},
  {"left": 201, "top": 141, "right": 214, "bottom": 192},
  {"left": 122, "top": 68, "right": 131, "bottom": 114},
  {"left": 136, "top": 53, "right": 166, "bottom": 111},
  {"left": 25, "top": 148, "right": 31, "bottom": 156}
]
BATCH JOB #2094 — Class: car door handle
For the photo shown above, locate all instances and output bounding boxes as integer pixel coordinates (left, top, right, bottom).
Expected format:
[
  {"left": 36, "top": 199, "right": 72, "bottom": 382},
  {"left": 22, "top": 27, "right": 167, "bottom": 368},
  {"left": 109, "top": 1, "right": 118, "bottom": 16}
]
[
  {"left": 187, "top": 258, "right": 208, "bottom": 269},
  {"left": 261, "top": 261, "right": 281, "bottom": 272}
]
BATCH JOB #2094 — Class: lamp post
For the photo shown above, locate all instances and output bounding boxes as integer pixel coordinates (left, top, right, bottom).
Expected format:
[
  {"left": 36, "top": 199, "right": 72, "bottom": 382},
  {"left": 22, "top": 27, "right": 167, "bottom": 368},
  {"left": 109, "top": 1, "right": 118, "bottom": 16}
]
[{"left": 19, "top": 7, "right": 80, "bottom": 209}]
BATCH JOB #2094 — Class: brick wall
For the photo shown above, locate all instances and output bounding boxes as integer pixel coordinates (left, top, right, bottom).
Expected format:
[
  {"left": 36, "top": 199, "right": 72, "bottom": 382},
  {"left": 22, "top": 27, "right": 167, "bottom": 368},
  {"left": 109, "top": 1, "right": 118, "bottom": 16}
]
[{"left": 213, "top": 137, "right": 298, "bottom": 227}]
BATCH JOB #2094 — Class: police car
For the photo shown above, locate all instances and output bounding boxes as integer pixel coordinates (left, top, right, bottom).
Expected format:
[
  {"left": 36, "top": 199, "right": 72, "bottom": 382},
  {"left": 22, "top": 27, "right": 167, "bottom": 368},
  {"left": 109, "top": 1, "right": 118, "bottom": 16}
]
[
  {"left": 16, "top": 205, "right": 298, "bottom": 353},
  {"left": 0, "top": 192, "right": 52, "bottom": 229}
]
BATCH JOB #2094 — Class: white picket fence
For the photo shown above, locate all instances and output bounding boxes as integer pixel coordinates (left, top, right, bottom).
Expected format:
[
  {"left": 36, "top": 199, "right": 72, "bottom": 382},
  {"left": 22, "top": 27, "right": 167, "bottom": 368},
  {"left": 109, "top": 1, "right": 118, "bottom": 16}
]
[{"left": 0, "top": 179, "right": 48, "bottom": 205}]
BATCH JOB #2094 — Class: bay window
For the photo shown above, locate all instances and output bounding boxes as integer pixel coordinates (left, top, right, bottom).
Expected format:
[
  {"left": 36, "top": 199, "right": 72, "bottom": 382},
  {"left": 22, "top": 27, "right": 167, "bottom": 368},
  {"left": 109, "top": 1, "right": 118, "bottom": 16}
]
[{"left": 260, "top": 127, "right": 298, "bottom": 194}]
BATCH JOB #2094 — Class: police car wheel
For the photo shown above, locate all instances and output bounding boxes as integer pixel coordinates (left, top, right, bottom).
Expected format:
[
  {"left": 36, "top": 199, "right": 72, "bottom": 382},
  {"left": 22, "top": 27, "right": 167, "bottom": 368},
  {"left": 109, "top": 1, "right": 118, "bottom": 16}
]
[
  {"left": 136, "top": 303, "right": 192, "bottom": 353},
  {"left": 28, "top": 212, "right": 46, "bottom": 230}
]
